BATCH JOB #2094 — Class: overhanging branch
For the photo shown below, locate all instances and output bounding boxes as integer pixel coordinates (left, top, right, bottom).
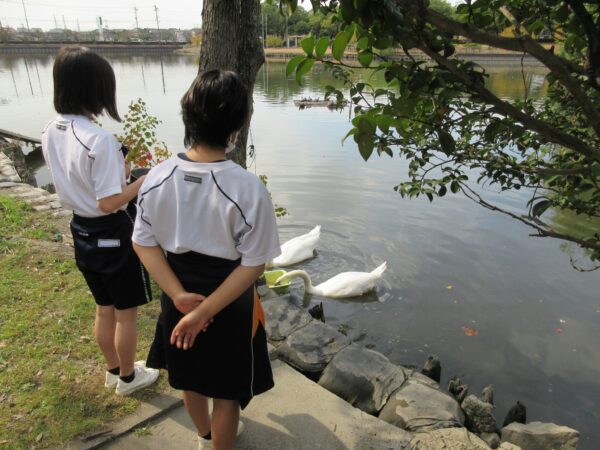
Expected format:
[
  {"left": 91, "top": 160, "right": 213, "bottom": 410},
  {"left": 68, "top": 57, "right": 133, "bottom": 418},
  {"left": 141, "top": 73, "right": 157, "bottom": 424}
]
[
  {"left": 459, "top": 183, "right": 600, "bottom": 255},
  {"left": 419, "top": 46, "right": 600, "bottom": 162},
  {"left": 424, "top": 8, "right": 585, "bottom": 75},
  {"left": 423, "top": 8, "right": 600, "bottom": 139}
]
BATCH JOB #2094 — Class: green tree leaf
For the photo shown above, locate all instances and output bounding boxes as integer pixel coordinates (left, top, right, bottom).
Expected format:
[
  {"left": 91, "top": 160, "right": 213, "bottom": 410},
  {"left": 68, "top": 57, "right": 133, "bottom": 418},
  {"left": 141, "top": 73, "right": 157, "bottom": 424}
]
[
  {"left": 295, "top": 58, "right": 315, "bottom": 84},
  {"left": 286, "top": 55, "right": 305, "bottom": 77},
  {"left": 531, "top": 200, "right": 552, "bottom": 218},
  {"left": 332, "top": 30, "right": 350, "bottom": 61},
  {"left": 300, "top": 35, "right": 315, "bottom": 56},
  {"left": 315, "top": 37, "right": 329, "bottom": 58},
  {"left": 438, "top": 130, "right": 455, "bottom": 154},
  {"left": 358, "top": 50, "right": 373, "bottom": 67}
]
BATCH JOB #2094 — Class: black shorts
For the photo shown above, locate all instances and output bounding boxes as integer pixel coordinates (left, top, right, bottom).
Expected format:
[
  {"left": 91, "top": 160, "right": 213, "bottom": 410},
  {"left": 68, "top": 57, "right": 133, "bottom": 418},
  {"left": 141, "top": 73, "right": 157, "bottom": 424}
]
[{"left": 70, "top": 210, "right": 152, "bottom": 310}]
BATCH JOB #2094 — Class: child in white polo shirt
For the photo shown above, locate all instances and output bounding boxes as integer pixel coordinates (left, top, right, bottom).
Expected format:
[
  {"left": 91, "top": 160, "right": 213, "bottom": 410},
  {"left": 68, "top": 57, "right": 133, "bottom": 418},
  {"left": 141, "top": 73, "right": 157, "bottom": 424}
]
[
  {"left": 41, "top": 46, "right": 159, "bottom": 395},
  {"left": 132, "top": 70, "right": 281, "bottom": 450}
]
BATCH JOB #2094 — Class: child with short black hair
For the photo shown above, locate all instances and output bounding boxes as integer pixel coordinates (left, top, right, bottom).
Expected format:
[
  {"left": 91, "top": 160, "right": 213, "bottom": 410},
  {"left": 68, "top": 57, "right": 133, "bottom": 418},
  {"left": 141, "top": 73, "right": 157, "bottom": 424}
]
[
  {"left": 133, "top": 69, "right": 280, "bottom": 450},
  {"left": 42, "top": 46, "right": 159, "bottom": 395}
]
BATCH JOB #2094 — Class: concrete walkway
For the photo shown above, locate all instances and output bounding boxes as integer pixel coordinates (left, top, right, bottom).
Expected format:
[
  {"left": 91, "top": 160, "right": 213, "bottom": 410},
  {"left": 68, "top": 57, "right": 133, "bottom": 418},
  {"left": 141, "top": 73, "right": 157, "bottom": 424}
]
[{"left": 101, "top": 361, "right": 412, "bottom": 450}]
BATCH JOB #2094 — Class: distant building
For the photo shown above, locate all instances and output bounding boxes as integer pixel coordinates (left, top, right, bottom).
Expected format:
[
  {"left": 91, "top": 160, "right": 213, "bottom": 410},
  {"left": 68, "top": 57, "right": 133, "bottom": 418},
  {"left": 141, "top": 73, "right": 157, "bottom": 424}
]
[{"left": 46, "top": 28, "right": 70, "bottom": 41}]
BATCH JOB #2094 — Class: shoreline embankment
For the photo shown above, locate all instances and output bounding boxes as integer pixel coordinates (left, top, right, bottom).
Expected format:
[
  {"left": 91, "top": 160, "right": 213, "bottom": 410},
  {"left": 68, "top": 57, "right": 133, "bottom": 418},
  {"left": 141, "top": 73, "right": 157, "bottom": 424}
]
[
  {"left": 0, "top": 42, "right": 184, "bottom": 55},
  {"left": 1, "top": 42, "right": 547, "bottom": 65}
]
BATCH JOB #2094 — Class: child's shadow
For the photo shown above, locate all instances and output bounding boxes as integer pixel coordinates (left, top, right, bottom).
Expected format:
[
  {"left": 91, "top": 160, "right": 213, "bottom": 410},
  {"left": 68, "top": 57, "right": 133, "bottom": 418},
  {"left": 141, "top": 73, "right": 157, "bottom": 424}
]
[{"left": 235, "top": 413, "right": 348, "bottom": 450}]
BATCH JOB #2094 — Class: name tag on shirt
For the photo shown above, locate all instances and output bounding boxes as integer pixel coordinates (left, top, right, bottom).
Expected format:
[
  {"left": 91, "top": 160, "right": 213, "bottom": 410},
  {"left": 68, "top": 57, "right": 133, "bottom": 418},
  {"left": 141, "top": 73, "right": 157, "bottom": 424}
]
[
  {"left": 184, "top": 175, "right": 203, "bottom": 184},
  {"left": 98, "top": 239, "right": 121, "bottom": 248}
]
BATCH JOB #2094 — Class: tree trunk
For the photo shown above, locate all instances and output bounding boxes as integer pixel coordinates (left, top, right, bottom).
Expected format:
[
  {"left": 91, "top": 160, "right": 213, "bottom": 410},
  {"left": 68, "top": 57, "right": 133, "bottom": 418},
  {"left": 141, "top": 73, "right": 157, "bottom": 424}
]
[{"left": 199, "top": 0, "right": 265, "bottom": 168}]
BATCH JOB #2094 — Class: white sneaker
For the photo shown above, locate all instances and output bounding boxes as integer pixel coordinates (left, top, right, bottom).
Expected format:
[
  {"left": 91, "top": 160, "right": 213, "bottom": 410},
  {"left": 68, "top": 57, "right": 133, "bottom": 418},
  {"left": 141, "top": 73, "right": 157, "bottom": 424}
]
[
  {"left": 104, "top": 361, "right": 147, "bottom": 388},
  {"left": 197, "top": 421, "right": 244, "bottom": 449},
  {"left": 115, "top": 365, "right": 159, "bottom": 396}
]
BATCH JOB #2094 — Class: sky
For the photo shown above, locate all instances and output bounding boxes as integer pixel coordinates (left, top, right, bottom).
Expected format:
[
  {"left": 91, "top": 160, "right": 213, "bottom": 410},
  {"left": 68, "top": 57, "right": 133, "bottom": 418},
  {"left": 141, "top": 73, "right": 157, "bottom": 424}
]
[
  {"left": 0, "top": 0, "right": 204, "bottom": 31},
  {"left": 0, "top": 0, "right": 463, "bottom": 32}
]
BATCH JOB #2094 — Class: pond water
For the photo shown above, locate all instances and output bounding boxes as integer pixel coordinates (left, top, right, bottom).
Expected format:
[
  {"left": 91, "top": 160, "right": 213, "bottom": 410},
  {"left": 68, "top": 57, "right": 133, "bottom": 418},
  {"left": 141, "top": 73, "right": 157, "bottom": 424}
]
[{"left": 1, "top": 54, "right": 599, "bottom": 447}]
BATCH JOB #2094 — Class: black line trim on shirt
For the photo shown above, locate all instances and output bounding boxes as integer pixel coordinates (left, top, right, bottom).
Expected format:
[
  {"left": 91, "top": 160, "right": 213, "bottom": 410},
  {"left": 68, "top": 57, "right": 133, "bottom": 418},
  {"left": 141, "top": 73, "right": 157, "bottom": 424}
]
[
  {"left": 70, "top": 121, "right": 95, "bottom": 160},
  {"left": 210, "top": 170, "right": 253, "bottom": 230},
  {"left": 138, "top": 199, "right": 152, "bottom": 226},
  {"left": 140, "top": 165, "right": 178, "bottom": 197}
]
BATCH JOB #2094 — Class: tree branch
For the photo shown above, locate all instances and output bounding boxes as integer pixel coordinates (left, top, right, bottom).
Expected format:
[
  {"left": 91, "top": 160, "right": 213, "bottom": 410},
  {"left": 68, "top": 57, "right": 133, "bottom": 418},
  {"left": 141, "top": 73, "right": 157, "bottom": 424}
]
[
  {"left": 564, "top": 0, "right": 600, "bottom": 77},
  {"left": 423, "top": 8, "right": 585, "bottom": 75},
  {"left": 424, "top": 8, "right": 600, "bottom": 138},
  {"left": 418, "top": 46, "right": 600, "bottom": 162},
  {"left": 459, "top": 183, "right": 600, "bottom": 254}
]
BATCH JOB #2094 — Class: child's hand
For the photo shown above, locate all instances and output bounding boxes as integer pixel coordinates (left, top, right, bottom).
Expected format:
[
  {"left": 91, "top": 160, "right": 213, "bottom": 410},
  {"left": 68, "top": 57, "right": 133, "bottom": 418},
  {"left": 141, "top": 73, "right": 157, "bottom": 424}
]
[
  {"left": 170, "top": 308, "right": 211, "bottom": 350},
  {"left": 173, "top": 291, "right": 205, "bottom": 314}
]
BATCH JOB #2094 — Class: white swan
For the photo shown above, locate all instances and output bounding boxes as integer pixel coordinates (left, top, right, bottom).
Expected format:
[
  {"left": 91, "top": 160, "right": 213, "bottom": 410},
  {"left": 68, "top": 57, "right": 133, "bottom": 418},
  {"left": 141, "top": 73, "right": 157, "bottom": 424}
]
[
  {"left": 268, "top": 225, "right": 321, "bottom": 267},
  {"left": 275, "top": 262, "right": 387, "bottom": 298}
]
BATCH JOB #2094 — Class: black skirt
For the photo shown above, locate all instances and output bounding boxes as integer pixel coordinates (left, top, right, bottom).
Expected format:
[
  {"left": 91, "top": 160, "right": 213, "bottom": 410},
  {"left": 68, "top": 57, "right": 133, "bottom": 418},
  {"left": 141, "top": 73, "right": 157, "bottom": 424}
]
[{"left": 146, "top": 251, "right": 274, "bottom": 409}]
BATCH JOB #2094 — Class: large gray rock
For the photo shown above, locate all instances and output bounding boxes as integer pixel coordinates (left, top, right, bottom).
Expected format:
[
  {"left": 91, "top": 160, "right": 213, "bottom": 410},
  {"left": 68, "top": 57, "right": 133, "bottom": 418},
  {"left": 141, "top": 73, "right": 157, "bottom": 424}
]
[
  {"left": 0, "top": 143, "right": 36, "bottom": 185},
  {"left": 276, "top": 320, "right": 350, "bottom": 376},
  {"left": 408, "top": 428, "right": 489, "bottom": 449},
  {"left": 480, "top": 432, "right": 501, "bottom": 449},
  {"left": 498, "top": 443, "right": 522, "bottom": 450},
  {"left": 406, "top": 370, "right": 440, "bottom": 389},
  {"left": 501, "top": 421, "right": 579, "bottom": 450},
  {"left": 379, "top": 380, "right": 464, "bottom": 432},
  {"left": 0, "top": 152, "right": 21, "bottom": 183},
  {"left": 262, "top": 295, "right": 312, "bottom": 341},
  {"left": 318, "top": 345, "right": 408, "bottom": 415},
  {"left": 462, "top": 394, "right": 498, "bottom": 434}
]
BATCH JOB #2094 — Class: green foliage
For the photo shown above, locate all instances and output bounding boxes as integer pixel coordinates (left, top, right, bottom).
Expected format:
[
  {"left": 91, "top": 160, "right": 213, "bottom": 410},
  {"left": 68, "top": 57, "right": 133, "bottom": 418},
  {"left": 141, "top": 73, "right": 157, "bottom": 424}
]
[
  {"left": 262, "top": 1, "right": 338, "bottom": 38},
  {"left": 266, "top": 35, "right": 285, "bottom": 47},
  {"left": 281, "top": 0, "right": 600, "bottom": 264},
  {"left": 116, "top": 98, "right": 172, "bottom": 169},
  {"left": 0, "top": 195, "right": 59, "bottom": 252}
]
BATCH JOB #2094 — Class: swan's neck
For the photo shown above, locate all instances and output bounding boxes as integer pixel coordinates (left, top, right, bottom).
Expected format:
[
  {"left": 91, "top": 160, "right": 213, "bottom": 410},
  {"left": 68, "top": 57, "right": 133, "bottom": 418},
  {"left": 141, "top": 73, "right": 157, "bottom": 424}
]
[{"left": 284, "top": 270, "right": 315, "bottom": 292}]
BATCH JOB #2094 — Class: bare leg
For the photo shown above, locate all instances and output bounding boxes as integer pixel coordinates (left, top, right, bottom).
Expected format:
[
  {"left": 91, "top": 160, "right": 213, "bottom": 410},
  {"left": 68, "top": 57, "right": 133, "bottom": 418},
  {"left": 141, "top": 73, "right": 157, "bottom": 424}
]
[
  {"left": 183, "top": 391, "right": 211, "bottom": 437},
  {"left": 95, "top": 305, "right": 119, "bottom": 369},
  {"left": 211, "top": 398, "right": 240, "bottom": 450},
  {"left": 114, "top": 307, "right": 137, "bottom": 376}
]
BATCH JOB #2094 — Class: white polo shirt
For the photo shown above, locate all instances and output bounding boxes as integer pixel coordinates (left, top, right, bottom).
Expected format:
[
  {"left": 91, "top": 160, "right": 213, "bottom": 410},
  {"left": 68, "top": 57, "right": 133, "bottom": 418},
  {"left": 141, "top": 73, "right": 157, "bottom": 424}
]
[
  {"left": 41, "top": 114, "right": 126, "bottom": 217},
  {"left": 132, "top": 156, "right": 281, "bottom": 267}
]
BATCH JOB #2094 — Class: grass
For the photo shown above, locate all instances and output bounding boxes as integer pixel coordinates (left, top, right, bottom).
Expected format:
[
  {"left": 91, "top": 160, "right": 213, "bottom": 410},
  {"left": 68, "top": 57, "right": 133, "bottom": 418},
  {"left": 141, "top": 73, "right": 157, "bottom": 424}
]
[
  {"left": 0, "top": 196, "right": 59, "bottom": 252},
  {"left": 0, "top": 195, "right": 168, "bottom": 449}
]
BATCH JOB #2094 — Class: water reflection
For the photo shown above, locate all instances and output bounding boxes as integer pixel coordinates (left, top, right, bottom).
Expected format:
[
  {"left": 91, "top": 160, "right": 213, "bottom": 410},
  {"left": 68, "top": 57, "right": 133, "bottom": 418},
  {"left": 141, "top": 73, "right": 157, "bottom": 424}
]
[
  {"left": 0, "top": 55, "right": 598, "bottom": 448},
  {"left": 254, "top": 59, "right": 549, "bottom": 103}
]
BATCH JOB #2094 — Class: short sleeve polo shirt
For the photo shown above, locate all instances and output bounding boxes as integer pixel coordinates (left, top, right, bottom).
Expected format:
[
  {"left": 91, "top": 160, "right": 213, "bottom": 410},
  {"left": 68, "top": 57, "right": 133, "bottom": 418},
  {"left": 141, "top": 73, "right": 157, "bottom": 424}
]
[
  {"left": 41, "top": 114, "right": 126, "bottom": 217},
  {"left": 132, "top": 156, "right": 281, "bottom": 267}
]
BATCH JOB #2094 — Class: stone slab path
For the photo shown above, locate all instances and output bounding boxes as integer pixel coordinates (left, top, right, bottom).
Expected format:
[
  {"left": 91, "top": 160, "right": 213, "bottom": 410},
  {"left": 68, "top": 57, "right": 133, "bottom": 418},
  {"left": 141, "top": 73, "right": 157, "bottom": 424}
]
[{"left": 100, "top": 361, "right": 412, "bottom": 450}]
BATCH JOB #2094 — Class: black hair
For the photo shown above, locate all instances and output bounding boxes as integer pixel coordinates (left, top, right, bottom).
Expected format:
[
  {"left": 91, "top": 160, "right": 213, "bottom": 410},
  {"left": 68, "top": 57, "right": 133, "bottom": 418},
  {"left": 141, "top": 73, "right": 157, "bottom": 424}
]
[
  {"left": 180, "top": 69, "right": 249, "bottom": 149},
  {"left": 53, "top": 46, "right": 120, "bottom": 121}
]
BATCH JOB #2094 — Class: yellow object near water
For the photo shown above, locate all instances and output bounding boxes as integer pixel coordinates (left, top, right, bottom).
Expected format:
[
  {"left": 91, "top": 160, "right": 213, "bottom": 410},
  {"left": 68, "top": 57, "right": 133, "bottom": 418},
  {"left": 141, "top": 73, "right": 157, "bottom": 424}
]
[{"left": 264, "top": 269, "right": 291, "bottom": 295}]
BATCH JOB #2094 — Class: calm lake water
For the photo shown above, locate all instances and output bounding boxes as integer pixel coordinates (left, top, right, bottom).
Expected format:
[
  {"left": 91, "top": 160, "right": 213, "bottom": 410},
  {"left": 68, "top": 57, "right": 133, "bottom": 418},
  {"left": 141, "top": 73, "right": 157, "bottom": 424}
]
[{"left": 1, "top": 54, "right": 599, "bottom": 447}]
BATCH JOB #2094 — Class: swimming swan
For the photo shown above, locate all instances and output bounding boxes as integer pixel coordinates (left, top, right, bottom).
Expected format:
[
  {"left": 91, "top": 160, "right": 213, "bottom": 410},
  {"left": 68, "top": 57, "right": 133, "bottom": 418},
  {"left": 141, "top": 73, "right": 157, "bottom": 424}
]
[
  {"left": 269, "top": 225, "right": 321, "bottom": 267},
  {"left": 275, "top": 262, "right": 387, "bottom": 298}
]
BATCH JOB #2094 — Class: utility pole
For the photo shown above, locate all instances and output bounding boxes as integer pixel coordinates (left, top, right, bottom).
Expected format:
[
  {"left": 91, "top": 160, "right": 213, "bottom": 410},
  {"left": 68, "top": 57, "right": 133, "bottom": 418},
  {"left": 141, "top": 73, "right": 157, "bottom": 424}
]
[
  {"left": 62, "top": 15, "right": 67, "bottom": 30},
  {"left": 21, "top": 0, "right": 30, "bottom": 31},
  {"left": 134, "top": 6, "right": 139, "bottom": 30},
  {"left": 77, "top": 19, "right": 80, "bottom": 32},
  {"left": 154, "top": 4, "right": 162, "bottom": 43},
  {"left": 54, "top": 15, "right": 58, "bottom": 29}
]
